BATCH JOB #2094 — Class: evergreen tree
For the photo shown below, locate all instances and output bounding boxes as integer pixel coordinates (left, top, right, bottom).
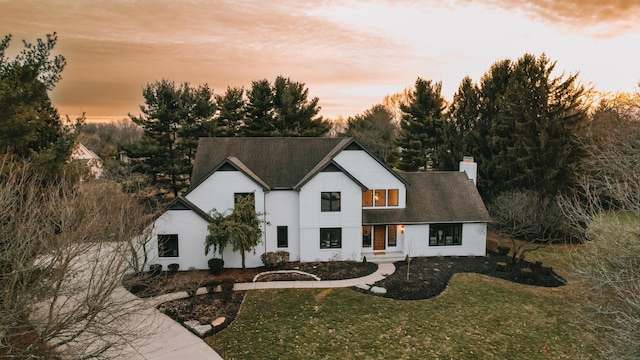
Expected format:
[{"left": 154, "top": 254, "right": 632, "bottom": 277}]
[
  {"left": 0, "top": 33, "right": 81, "bottom": 179},
  {"left": 214, "top": 86, "right": 245, "bottom": 137},
  {"left": 241, "top": 76, "right": 330, "bottom": 137},
  {"left": 242, "top": 79, "right": 274, "bottom": 136},
  {"left": 444, "top": 76, "right": 480, "bottom": 170},
  {"left": 129, "top": 79, "right": 215, "bottom": 196},
  {"left": 395, "top": 78, "right": 447, "bottom": 171},
  {"left": 341, "top": 104, "right": 399, "bottom": 165},
  {"left": 459, "top": 54, "right": 587, "bottom": 198}
]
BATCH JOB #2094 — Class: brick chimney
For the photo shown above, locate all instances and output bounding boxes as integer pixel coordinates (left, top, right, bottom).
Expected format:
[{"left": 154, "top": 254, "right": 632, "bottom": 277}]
[{"left": 459, "top": 156, "right": 477, "bottom": 185}]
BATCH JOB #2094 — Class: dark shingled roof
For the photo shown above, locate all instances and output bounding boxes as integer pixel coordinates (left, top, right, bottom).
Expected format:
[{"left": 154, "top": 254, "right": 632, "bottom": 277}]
[
  {"left": 363, "top": 172, "right": 491, "bottom": 224},
  {"left": 189, "top": 137, "right": 350, "bottom": 191}
]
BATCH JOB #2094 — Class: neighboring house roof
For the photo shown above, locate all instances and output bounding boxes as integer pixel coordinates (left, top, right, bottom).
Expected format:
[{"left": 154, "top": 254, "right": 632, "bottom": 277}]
[
  {"left": 72, "top": 143, "right": 101, "bottom": 162},
  {"left": 189, "top": 137, "right": 406, "bottom": 192},
  {"left": 363, "top": 172, "right": 491, "bottom": 224}
]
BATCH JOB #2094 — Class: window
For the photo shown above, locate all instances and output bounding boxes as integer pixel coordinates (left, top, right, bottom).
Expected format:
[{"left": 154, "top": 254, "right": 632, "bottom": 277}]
[
  {"left": 320, "top": 228, "right": 342, "bottom": 249},
  {"left": 429, "top": 224, "right": 462, "bottom": 246},
  {"left": 277, "top": 226, "right": 288, "bottom": 248},
  {"left": 234, "top": 192, "right": 255, "bottom": 207},
  {"left": 362, "top": 190, "right": 373, "bottom": 207},
  {"left": 374, "top": 189, "right": 386, "bottom": 206},
  {"left": 363, "top": 189, "right": 399, "bottom": 207},
  {"left": 321, "top": 192, "right": 341, "bottom": 212},
  {"left": 362, "top": 226, "right": 372, "bottom": 247},
  {"left": 158, "top": 234, "right": 179, "bottom": 257},
  {"left": 387, "top": 225, "right": 397, "bottom": 247},
  {"left": 388, "top": 189, "right": 399, "bottom": 206}
]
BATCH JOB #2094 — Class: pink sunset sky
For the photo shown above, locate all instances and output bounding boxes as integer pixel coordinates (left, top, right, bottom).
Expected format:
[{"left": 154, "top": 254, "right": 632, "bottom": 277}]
[{"left": 1, "top": 0, "right": 639, "bottom": 122}]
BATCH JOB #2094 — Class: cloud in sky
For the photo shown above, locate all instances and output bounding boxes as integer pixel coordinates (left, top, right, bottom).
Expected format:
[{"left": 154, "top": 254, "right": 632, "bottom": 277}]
[{"left": 1, "top": 0, "right": 639, "bottom": 120}]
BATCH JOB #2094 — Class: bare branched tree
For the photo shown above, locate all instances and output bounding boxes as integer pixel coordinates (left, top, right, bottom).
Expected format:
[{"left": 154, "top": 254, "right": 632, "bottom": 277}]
[
  {"left": 559, "top": 92, "right": 640, "bottom": 359},
  {"left": 0, "top": 162, "right": 159, "bottom": 359}
]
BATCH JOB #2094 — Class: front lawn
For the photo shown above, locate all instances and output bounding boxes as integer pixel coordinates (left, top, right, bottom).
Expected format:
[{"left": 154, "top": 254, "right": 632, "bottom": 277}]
[{"left": 207, "top": 276, "right": 594, "bottom": 359}]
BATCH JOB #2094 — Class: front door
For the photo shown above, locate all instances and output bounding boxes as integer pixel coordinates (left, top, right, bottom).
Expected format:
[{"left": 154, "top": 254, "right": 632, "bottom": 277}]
[{"left": 373, "top": 225, "right": 386, "bottom": 250}]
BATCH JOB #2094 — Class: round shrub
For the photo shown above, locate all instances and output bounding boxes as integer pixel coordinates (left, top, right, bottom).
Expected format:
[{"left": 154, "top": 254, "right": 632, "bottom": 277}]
[
  {"left": 521, "top": 267, "right": 533, "bottom": 278},
  {"left": 362, "top": 256, "right": 367, "bottom": 265},
  {"left": 497, "top": 246, "right": 510, "bottom": 256},
  {"left": 261, "top": 252, "right": 279, "bottom": 268},
  {"left": 167, "top": 263, "right": 179, "bottom": 273},
  {"left": 208, "top": 258, "right": 224, "bottom": 275}
]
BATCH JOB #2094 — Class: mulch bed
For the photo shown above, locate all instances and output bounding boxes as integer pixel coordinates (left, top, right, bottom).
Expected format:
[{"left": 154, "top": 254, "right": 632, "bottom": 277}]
[
  {"left": 131, "top": 255, "right": 565, "bottom": 337},
  {"left": 122, "top": 261, "right": 378, "bottom": 298},
  {"left": 357, "top": 252, "right": 566, "bottom": 300}
]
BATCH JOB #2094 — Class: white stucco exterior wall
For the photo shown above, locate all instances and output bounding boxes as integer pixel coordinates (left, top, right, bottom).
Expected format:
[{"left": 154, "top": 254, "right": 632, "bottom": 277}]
[
  {"left": 299, "top": 171, "right": 363, "bottom": 262},
  {"left": 403, "top": 223, "right": 487, "bottom": 257},
  {"left": 334, "top": 150, "right": 406, "bottom": 208}
]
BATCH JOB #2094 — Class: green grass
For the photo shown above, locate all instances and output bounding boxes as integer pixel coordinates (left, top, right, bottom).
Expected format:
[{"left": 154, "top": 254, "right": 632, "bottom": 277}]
[{"left": 207, "top": 247, "right": 597, "bottom": 359}]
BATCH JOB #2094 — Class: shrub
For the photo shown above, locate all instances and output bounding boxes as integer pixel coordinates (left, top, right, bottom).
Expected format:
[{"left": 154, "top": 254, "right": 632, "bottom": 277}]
[
  {"left": 167, "top": 263, "right": 179, "bottom": 273},
  {"left": 221, "top": 278, "right": 234, "bottom": 304},
  {"left": 275, "top": 250, "right": 290, "bottom": 266},
  {"left": 497, "top": 246, "right": 510, "bottom": 256},
  {"left": 148, "top": 264, "right": 162, "bottom": 276},
  {"left": 521, "top": 267, "right": 533, "bottom": 278},
  {"left": 534, "top": 260, "right": 543, "bottom": 267},
  {"left": 405, "top": 255, "right": 410, "bottom": 263},
  {"left": 362, "top": 256, "right": 367, "bottom": 265},
  {"left": 261, "top": 252, "right": 279, "bottom": 268},
  {"left": 496, "top": 262, "right": 508, "bottom": 272},
  {"left": 208, "top": 258, "right": 224, "bottom": 275}
]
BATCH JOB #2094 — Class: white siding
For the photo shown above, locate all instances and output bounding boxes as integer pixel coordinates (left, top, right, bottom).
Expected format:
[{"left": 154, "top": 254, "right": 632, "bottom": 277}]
[
  {"left": 403, "top": 223, "right": 487, "bottom": 257},
  {"left": 183, "top": 170, "right": 267, "bottom": 269},
  {"left": 185, "top": 171, "right": 266, "bottom": 216},
  {"left": 149, "top": 209, "right": 211, "bottom": 270},
  {"left": 264, "top": 190, "right": 300, "bottom": 261},
  {"left": 299, "top": 171, "right": 362, "bottom": 262},
  {"left": 334, "top": 150, "right": 406, "bottom": 208}
]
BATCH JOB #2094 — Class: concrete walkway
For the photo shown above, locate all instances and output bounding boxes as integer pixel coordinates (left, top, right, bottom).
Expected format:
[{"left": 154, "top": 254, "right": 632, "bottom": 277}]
[{"left": 136, "top": 262, "right": 396, "bottom": 359}]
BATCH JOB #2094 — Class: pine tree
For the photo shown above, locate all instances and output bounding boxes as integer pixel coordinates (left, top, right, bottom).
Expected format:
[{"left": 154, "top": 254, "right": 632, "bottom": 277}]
[
  {"left": 129, "top": 80, "right": 215, "bottom": 196},
  {"left": 242, "top": 79, "right": 274, "bottom": 136},
  {"left": 214, "top": 86, "right": 245, "bottom": 137},
  {"left": 444, "top": 76, "right": 480, "bottom": 170},
  {"left": 396, "top": 78, "right": 447, "bottom": 171}
]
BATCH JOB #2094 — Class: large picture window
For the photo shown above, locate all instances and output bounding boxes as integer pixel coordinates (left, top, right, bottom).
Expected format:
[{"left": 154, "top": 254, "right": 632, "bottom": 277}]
[
  {"left": 158, "top": 234, "right": 179, "bottom": 257},
  {"left": 321, "top": 192, "right": 341, "bottom": 212},
  {"left": 320, "top": 228, "right": 342, "bottom": 249},
  {"left": 429, "top": 224, "right": 462, "bottom": 246}
]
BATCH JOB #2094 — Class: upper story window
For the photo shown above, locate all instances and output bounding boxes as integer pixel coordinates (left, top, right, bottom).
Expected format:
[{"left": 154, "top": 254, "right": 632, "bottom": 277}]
[
  {"left": 362, "top": 189, "right": 399, "bottom": 208},
  {"left": 321, "top": 192, "right": 341, "bottom": 212}
]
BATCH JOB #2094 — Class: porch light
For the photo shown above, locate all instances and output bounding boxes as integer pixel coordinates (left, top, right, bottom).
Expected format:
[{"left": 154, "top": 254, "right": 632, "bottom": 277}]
[{"left": 400, "top": 225, "right": 404, "bottom": 233}]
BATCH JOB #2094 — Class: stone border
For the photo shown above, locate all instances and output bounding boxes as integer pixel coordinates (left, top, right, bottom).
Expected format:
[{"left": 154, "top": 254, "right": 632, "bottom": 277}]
[{"left": 252, "top": 270, "right": 321, "bottom": 282}]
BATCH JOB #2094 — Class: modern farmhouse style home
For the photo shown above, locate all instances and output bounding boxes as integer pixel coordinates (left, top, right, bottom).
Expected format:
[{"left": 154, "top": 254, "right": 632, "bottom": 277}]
[{"left": 148, "top": 137, "right": 491, "bottom": 269}]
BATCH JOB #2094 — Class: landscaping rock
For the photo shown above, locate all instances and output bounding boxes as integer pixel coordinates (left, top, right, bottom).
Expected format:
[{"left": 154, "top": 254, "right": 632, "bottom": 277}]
[
  {"left": 370, "top": 286, "right": 387, "bottom": 294},
  {"left": 211, "top": 317, "right": 226, "bottom": 327},
  {"left": 192, "top": 324, "right": 212, "bottom": 337},
  {"left": 184, "top": 320, "right": 199, "bottom": 328}
]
